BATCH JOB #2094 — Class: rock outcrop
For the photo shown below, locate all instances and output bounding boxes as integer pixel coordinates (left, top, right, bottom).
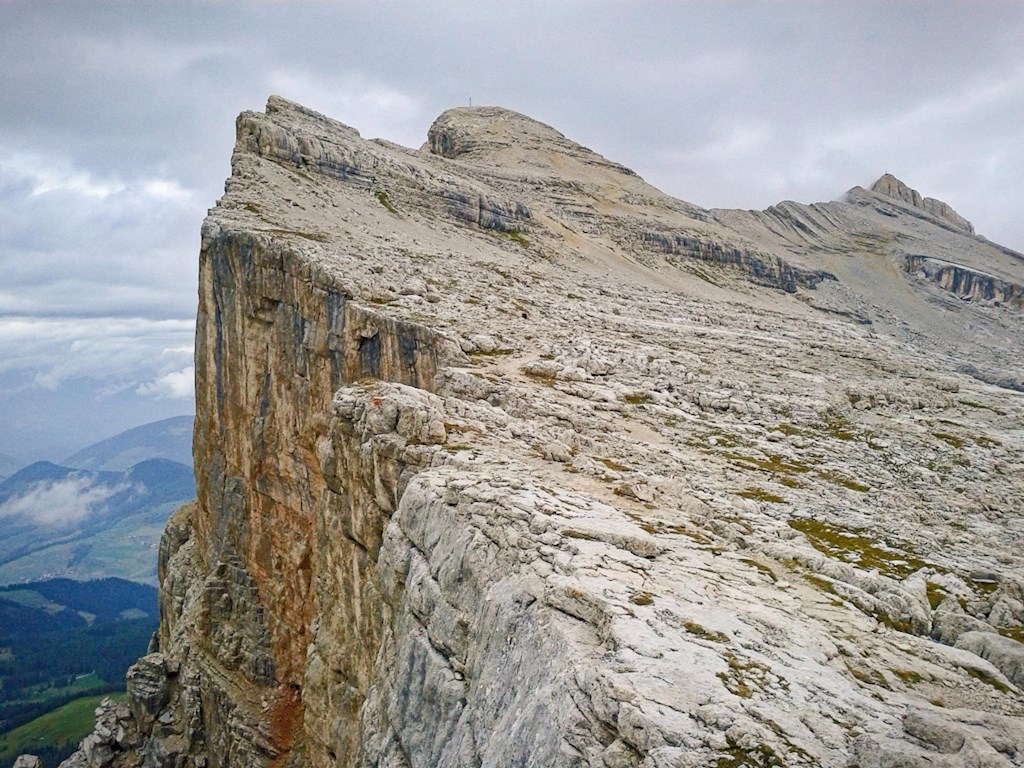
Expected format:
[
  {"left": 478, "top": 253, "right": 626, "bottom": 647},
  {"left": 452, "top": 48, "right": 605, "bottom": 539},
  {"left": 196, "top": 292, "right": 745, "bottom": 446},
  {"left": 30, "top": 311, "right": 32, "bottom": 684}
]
[
  {"left": 61, "top": 98, "right": 1024, "bottom": 768},
  {"left": 871, "top": 172, "right": 976, "bottom": 234}
]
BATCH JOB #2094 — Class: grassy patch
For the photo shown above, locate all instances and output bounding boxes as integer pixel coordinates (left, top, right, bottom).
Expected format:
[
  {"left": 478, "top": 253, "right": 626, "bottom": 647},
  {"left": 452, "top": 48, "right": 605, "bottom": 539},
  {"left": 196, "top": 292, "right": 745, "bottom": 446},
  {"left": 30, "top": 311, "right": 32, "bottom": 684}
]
[
  {"left": 933, "top": 432, "right": 965, "bottom": 449},
  {"left": 774, "top": 423, "right": 804, "bottom": 436},
  {"left": 374, "top": 189, "right": 398, "bottom": 214},
  {"left": 816, "top": 470, "right": 870, "bottom": 493},
  {"left": 723, "top": 452, "right": 811, "bottom": 475},
  {"left": 0, "top": 693, "right": 125, "bottom": 764},
  {"left": 562, "top": 529, "right": 601, "bottom": 542},
  {"left": 845, "top": 661, "right": 891, "bottom": 689},
  {"left": 715, "top": 744, "right": 785, "bottom": 768},
  {"left": 804, "top": 573, "right": 839, "bottom": 596},
  {"left": 892, "top": 669, "right": 924, "bottom": 686},
  {"left": 741, "top": 558, "right": 778, "bottom": 582},
  {"left": 683, "top": 621, "right": 728, "bottom": 643},
  {"left": 738, "top": 487, "right": 786, "bottom": 504},
  {"left": 597, "top": 457, "right": 632, "bottom": 473},
  {"left": 966, "top": 666, "right": 1014, "bottom": 694},
  {"left": 717, "top": 652, "right": 776, "bottom": 699},
  {"left": 788, "top": 518, "right": 934, "bottom": 580},
  {"left": 997, "top": 626, "right": 1024, "bottom": 642},
  {"left": 926, "top": 582, "right": 947, "bottom": 610},
  {"left": 521, "top": 367, "right": 557, "bottom": 386},
  {"left": 493, "top": 229, "right": 530, "bottom": 247},
  {"left": 268, "top": 228, "right": 328, "bottom": 242},
  {"left": 624, "top": 393, "right": 653, "bottom": 405},
  {"left": 822, "top": 413, "right": 856, "bottom": 441}
]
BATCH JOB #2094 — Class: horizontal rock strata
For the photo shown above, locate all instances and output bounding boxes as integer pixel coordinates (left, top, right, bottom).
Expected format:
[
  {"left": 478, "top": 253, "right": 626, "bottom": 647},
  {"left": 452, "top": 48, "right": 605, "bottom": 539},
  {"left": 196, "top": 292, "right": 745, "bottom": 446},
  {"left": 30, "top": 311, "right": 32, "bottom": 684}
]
[{"left": 63, "top": 97, "right": 1024, "bottom": 768}]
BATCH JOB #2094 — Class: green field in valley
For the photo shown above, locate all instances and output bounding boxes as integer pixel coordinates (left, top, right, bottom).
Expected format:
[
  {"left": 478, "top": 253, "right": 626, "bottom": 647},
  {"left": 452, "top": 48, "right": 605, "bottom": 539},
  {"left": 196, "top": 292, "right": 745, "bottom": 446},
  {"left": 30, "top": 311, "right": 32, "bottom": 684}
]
[{"left": 0, "top": 692, "right": 124, "bottom": 766}]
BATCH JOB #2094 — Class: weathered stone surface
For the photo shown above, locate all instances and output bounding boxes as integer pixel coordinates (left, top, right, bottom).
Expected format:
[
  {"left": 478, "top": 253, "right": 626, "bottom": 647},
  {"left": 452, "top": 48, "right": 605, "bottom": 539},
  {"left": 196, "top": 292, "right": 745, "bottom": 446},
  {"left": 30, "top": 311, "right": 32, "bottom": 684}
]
[
  {"left": 871, "top": 172, "right": 976, "bottom": 234},
  {"left": 956, "top": 632, "right": 1024, "bottom": 688},
  {"left": 68, "top": 97, "right": 1024, "bottom": 767}
]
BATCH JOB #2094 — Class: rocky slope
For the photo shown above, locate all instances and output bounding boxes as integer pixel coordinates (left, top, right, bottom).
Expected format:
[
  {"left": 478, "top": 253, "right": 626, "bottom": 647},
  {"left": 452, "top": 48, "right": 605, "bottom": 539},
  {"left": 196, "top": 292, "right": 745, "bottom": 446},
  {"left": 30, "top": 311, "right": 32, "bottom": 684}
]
[{"left": 57, "top": 98, "right": 1024, "bottom": 768}]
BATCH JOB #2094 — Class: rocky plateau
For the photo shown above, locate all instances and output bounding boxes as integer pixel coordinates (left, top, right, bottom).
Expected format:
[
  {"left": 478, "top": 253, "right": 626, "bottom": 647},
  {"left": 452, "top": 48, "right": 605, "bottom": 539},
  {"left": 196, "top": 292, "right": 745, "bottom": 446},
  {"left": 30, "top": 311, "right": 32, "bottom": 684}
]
[{"left": 49, "top": 97, "right": 1024, "bottom": 767}]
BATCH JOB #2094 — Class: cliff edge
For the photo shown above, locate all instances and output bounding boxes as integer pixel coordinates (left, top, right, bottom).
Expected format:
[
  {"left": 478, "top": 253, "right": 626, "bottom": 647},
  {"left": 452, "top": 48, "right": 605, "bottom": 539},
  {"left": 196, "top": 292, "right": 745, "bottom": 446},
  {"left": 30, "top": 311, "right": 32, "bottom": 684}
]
[{"left": 60, "top": 97, "right": 1024, "bottom": 768}]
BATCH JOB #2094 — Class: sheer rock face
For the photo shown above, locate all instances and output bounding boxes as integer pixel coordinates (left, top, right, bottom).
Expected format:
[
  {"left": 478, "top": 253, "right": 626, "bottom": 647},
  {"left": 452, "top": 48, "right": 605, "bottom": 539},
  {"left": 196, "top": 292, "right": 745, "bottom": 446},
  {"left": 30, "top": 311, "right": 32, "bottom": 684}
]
[
  {"left": 65, "top": 97, "right": 1024, "bottom": 768},
  {"left": 870, "top": 172, "right": 976, "bottom": 234}
]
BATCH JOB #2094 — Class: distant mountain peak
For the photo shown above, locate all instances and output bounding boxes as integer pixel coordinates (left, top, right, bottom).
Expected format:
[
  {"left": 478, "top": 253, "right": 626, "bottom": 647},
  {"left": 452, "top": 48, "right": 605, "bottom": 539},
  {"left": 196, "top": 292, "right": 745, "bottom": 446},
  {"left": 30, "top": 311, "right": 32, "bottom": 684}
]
[
  {"left": 62, "top": 415, "right": 194, "bottom": 472},
  {"left": 870, "top": 172, "right": 974, "bottom": 234}
]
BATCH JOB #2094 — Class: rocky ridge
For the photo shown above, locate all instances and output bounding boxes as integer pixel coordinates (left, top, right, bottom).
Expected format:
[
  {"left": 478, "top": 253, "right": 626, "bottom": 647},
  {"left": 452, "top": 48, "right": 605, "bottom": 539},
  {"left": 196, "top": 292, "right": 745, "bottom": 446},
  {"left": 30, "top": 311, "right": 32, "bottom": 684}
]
[{"left": 53, "top": 97, "right": 1024, "bottom": 768}]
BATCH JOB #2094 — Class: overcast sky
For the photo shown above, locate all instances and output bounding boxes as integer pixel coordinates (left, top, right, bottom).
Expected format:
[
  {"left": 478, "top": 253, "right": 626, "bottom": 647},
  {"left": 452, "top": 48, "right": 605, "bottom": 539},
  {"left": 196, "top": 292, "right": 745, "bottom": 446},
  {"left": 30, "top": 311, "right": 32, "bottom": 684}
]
[{"left": 1, "top": 1, "right": 1022, "bottom": 463}]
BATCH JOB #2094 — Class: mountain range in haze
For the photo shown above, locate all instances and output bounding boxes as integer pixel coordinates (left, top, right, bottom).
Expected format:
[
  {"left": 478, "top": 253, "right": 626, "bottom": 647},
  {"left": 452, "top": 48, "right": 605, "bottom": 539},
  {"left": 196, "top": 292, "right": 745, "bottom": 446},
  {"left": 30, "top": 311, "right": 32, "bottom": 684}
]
[{"left": 0, "top": 416, "right": 196, "bottom": 586}]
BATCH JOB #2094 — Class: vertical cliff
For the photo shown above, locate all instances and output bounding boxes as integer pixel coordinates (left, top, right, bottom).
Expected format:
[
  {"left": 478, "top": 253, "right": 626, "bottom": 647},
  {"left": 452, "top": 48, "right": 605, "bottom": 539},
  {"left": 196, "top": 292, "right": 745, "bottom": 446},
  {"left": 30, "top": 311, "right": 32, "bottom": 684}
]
[{"left": 60, "top": 98, "right": 1024, "bottom": 768}]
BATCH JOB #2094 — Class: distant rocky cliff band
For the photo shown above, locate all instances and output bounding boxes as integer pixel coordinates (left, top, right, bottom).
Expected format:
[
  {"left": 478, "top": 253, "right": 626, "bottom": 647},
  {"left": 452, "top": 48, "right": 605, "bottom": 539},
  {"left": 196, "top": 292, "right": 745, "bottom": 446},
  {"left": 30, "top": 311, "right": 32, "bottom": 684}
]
[{"left": 57, "top": 98, "right": 1023, "bottom": 768}]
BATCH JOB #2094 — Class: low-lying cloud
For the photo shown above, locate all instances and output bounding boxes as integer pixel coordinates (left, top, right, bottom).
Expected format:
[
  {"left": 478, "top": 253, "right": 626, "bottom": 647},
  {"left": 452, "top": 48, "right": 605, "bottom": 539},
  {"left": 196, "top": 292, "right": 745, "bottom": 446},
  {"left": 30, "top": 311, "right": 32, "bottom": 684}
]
[
  {"left": 0, "top": 474, "right": 134, "bottom": 526},
  {"left": 137, "top": 365, "right": 195, "bottom": 400}
]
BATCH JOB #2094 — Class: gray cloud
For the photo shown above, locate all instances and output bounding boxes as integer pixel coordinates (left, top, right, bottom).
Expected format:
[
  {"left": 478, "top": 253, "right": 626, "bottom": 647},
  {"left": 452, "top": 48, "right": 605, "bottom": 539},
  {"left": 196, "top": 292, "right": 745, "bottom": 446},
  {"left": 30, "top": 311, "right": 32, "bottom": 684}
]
[{"left": 1, "top": 0, "right": 1021, "bottom": 461}]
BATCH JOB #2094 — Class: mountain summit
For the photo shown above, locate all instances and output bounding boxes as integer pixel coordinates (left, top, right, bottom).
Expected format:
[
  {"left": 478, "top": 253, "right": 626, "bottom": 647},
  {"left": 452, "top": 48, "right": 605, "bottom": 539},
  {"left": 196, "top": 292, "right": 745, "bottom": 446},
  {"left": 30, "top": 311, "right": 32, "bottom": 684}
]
[
  {"left": 870, "top": 172, "right": 975, "bottom": 234},
  {"left": 62, "top": 98, "right": 1024, "bottom": 768}
]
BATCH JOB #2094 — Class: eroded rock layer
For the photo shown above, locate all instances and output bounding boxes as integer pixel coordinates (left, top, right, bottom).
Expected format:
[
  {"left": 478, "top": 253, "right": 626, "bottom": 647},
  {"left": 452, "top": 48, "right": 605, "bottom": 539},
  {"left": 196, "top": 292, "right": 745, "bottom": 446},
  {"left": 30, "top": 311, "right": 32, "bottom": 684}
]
[{"left": 62, "top": 97, "right": 1024, "bottom": 768}]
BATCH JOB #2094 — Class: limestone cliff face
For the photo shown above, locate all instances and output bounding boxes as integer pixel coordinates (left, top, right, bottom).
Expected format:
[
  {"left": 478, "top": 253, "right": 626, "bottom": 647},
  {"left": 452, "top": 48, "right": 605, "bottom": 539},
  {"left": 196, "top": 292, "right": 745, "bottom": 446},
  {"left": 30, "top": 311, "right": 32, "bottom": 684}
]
[
  {"left": 871, "top": 172, "right": 975, "bottom": 234},
  {"left": 62, "top": 98, "right": 1024, "bottom": 768}
]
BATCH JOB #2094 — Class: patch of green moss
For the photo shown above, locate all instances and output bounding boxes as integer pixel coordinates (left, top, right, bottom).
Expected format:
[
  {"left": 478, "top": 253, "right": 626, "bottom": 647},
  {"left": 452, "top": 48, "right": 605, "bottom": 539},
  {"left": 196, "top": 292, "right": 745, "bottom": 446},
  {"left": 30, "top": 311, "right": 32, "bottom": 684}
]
[
  {"left": 788, "top": 518, "right": 935, "bottom": 580},
  {"left": 926, "top": 582, "right": 947, "bottom": 610},
  {"left": 804, "top": 574, "right": 839, "bottom": 595},
  {"left": 774, "top": 423, "right": 804, "bottom": 436},
  {"left": 522, "top": 367, "right": 557, "bottom": 386},
  {"left": 816, "top": 470, "right": 870, "bottom": 493},
  {"left": 741, "top": 558, "right": 778, "bottom": 582},
  {"left": 624, "top": 393, "right": 653, "bottom": 405},
  {"left": 493, "top": 229, "right": 530, "bottom": 247},
  {"left": 374, "top": 189, "right": 399, "bottom": 214},
  {"left": 970, "top": 577, "right": 1001, "bottom": 597},
  {"left": 268, "top": 228, "right": 329, "bottom": 242},
  {"left": 723, "top": 452, "right": 811, "bottom": 475},
  {"left": 966, "top": 666, "right": 1014, "bottom": 694},
  {"left": 933, "top": 432, "right": 965, "bottom": 449},
  {"left": 597, "top": 457, "right": 632, "bottom": 472},
  {"left": 717, "top": 652, "right": 776, "bottom": 700},
  {"left": 892, "top": 669, "right": 924, "bottom": 686},
  {"left": 974, "top": 435, "right": 1001, "bottom": 448},
  {"left": 779, "top": 476, "right": 803, "bottom": 489},
  {"left": 683, "top": 621, "right": 729, "bottom": 642},
  {"left": 997, "top": 626, "right": 1024, "bottom": 642},
  {"left": 845, "top": 661, "right": 891, "bottom": 689},
  {"left": 822, "top": 413, "right": 856, "bottom": 440},
  {"left": 738, "top": 487, "right": 786, "bottom": 504},
  {"left": 563, "top": 529, "right": 600, "bottom": 542},
  {"left": 715, "top": 745, "right": 785, "bottom": 768}
]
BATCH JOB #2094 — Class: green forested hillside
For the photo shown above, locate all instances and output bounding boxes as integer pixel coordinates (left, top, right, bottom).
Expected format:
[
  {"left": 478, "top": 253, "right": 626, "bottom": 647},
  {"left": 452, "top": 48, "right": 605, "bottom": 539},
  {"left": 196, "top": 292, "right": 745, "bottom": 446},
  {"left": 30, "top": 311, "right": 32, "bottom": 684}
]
[{"left": 0, "top": 579, "right": 157, "bottom": 738}]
